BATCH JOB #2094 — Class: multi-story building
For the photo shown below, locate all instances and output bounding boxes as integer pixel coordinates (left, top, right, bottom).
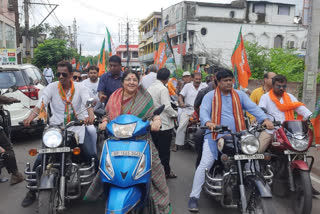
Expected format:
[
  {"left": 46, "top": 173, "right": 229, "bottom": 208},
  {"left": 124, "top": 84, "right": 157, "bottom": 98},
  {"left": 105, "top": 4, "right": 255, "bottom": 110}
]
[
  {"left": 116, "top": 45, "right": 140, "bottom": 70},
  {"left": 138, "top": 12, "right": 162, "bottom": 69},
  {"left": 149, "top": 0, "right": 307, "bottom": 69},
  {"left": 0, "top": 0, "right": 16, "bottom": 49}
]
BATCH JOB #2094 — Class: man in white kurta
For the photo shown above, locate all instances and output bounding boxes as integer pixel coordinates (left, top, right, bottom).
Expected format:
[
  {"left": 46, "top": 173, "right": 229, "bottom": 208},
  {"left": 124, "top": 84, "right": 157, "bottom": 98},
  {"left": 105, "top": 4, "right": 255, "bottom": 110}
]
[{"left": 43, "top": 65, "right": 54, "bottom": 83}]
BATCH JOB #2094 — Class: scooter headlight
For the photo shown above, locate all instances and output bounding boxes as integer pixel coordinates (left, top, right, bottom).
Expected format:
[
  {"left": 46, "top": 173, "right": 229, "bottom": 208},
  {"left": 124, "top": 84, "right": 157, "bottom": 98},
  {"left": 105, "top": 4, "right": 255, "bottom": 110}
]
[
  {"left": 42, "top": 128, "right": 63, "bottom": 148},
  {"left": 112, "top": 123, "right": 137, "bottom": 138},
  {"left": 134, "top": 154, "right": 146, "bottom": 180},
  {"left": 105, "top": 151, "right": 114, "bottom": 179},
  {"left": 289, "top": 133, "right": 309, "bottom": 151},
  {"left": 240, "top": 134, "right": 260, "bottom": 155}
]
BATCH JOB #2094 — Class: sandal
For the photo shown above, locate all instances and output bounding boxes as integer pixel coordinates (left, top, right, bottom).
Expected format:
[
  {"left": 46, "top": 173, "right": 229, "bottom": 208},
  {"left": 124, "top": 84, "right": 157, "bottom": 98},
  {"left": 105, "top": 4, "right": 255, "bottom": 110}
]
[
  {"left": 172, "top": 145, "right": 177, "bottom": 152},
  {"left": 166, "top": 171, "right": 177, "bottom": 179}
]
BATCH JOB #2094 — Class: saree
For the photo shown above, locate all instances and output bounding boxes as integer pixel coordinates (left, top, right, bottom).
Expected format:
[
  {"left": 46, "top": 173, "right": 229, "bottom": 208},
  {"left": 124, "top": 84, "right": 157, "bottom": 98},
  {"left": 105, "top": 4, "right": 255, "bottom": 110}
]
[{"left": 84, "top": 87, "right": 172, "bottom": 214}]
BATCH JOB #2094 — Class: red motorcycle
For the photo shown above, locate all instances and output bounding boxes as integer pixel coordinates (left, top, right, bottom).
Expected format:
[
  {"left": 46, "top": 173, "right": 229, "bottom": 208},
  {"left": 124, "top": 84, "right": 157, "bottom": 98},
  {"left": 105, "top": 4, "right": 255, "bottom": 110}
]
[{"left": 270, "top": 119, "right": 316, "bottom": 214}]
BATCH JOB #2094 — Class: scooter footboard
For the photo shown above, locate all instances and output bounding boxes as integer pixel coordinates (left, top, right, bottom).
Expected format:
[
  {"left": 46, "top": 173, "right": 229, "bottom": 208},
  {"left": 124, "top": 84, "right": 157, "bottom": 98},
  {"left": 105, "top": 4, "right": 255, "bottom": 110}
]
[{"left": 106, "top": 185, "right": 142, "bottom": 214}]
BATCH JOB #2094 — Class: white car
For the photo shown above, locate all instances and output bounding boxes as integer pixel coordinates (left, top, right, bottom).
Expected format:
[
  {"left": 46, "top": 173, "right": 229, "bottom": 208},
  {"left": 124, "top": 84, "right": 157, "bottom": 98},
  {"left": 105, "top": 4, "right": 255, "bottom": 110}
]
[{"left": 0, "top": 64, "right": 48, "bottom": 132}]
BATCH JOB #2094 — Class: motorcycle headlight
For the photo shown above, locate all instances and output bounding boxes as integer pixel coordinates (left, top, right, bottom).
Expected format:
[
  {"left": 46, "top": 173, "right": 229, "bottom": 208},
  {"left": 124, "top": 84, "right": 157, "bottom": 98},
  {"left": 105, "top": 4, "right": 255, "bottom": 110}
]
[
  {"left": 42, "top": 128, "right": 63, "bottom": 148},
  {"left": 240, "top": 134, "right": 260, "bottom": 155},
  {"left": 134, "top": 154, "right": 146, "bottom": 180},
  {"left": 112, "top": 123, "right": 137, "bottom": 138},
  {"left": 289, "top": 134, "right": 309, "bottom": 151}
]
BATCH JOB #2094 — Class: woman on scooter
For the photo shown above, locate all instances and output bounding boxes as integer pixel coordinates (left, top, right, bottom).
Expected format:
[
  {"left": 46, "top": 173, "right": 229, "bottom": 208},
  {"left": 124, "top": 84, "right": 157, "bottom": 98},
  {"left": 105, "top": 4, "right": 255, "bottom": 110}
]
[{"left": 85, "top": 70, "right": 173, "bottom": 214}]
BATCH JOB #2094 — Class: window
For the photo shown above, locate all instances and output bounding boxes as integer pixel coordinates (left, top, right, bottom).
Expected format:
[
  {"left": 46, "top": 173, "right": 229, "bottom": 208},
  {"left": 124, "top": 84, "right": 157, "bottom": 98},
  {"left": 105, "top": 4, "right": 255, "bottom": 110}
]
[
  {"left": 253, "top": 3, "right": 266, "bottom": 14},
  {"left": 0, "top": 21, "right": 3, "bottom": 48},
  {"left": 123, "top": 51, "right": 128, "bottom": 59},
  {"left": 278, "top": 5, "right": 290, "bottom": 15},
  {"left": 287, "top": 41, "right": 295, "bottom": 49},
  {"left": 5, "top": 24, "right": 15, "bottom": 48},
  {"left": 132, "top": 51, "right": 139, "bottom": 58},
  {"left": 200, "top": 28, "right": 207, "bottom": 36},
  {"left": 33, "top": 67, "right": 48, "bottom": 86},
  {"left": 24, "top": 68, "right": 39, "bottom": 85},
  {"left": 274, "top": 35, "right": 283, "bottom": 48}
]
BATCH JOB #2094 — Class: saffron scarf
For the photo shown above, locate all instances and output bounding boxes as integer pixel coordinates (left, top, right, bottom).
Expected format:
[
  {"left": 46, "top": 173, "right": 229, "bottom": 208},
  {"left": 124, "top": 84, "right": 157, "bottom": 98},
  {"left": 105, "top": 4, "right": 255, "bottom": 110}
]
[
  {"left": 269, "top": 89, "right": 304, "bottom": 120},
  {"left": 58, "top": 81, "right": 77, "bottom": 124},
  {"left": 106, "top": 87, "right": 155, "bottom": 121},
  {"left": 211, "top": 87, "right": 246, "bottom": 139}
]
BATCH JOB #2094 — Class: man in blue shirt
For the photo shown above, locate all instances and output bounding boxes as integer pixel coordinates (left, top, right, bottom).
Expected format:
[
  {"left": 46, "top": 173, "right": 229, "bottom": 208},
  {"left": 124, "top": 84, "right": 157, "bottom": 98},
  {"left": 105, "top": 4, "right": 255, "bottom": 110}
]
[
  {"left": 97, "top": 55, "right": 123, "bottom": 104},
  {"left": 188, "top": 69, "right": 274, "bottom": 212}
]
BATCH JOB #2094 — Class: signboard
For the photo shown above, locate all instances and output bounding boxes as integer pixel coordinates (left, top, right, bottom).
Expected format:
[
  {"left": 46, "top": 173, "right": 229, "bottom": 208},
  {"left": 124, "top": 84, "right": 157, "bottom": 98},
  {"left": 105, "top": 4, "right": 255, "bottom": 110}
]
[{"left": 0, "top": 49, "right": 17, "bottom": 65}]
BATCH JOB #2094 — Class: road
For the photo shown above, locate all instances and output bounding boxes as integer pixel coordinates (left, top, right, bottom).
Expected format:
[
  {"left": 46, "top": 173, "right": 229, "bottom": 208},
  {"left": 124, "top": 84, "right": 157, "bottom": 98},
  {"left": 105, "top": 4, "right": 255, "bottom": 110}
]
[{"left": 1, "top": 134, "right": 320, "bottom": 214}]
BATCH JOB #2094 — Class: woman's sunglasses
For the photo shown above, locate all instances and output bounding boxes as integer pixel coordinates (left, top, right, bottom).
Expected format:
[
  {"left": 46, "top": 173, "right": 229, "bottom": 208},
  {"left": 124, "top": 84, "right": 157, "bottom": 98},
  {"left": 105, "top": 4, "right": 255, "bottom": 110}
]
[{"left": 57, "top": 72, "right": 68, "bottom": 78}]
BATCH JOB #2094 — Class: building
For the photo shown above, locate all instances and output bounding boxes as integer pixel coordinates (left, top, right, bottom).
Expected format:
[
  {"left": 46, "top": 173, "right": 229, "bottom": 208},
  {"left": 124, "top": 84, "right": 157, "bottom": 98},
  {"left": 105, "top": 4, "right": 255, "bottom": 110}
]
[
  {"left": 116, "top": 45, "right": 140, "bottom": 70},
  {"left": 138, "top": 12, "right": 162, "bottom": 69},
  {"left": 144, "top": 0, "right": 307, "bottom": 69},
  {"left": 0, "top": 0, "right": 16, "bottom": 49}
]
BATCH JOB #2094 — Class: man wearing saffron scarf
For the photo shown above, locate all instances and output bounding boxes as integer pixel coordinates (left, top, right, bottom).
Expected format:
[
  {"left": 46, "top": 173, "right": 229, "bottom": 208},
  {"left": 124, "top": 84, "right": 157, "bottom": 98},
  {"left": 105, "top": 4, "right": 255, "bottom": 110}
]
[
  {"left": 21, "top": 61, "right": 96, "bottom": 207},
  {"left": 188, "top": 69, "right": 274, "bottom": 212}
]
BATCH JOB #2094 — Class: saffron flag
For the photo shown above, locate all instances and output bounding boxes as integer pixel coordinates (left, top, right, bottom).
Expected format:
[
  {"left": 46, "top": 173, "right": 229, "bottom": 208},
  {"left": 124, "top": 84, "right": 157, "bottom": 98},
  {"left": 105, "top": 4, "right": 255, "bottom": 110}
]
[
  {"left": 195, "top": 64, "right": 201, "bottom": 73},
  {"left": 71, "top": 58, "right": 76, "bottom": 68},
  {"left": 84, "top": 61, "right": 90, "bottom": 70},
  {"left": 311, "top": 97, "right": 320, "bottom": 144},
  {"left": 76, "top": 62, "right": 80, "bottom": 70},
  {"left": 98, "top": 38, "right": 106, "bottom": 76},
  {"left": 38, "top": 100, "right": 47, "bottom": 122},
  {"left": 155, "top": 42, "right": 167, "bottom": 69},
  {"left": 231, "top": 27, "right": 251, "bottom": 89},
  {"left": 106, "top": 27, "right": 116, "bottom": 56}
]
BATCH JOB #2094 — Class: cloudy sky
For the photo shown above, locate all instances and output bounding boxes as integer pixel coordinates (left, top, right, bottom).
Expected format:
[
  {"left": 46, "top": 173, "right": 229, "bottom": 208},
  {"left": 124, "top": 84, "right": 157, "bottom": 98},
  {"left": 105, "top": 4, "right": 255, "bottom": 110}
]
[{"left": 24, "top": 0, "right": 231, "bottom": 56}]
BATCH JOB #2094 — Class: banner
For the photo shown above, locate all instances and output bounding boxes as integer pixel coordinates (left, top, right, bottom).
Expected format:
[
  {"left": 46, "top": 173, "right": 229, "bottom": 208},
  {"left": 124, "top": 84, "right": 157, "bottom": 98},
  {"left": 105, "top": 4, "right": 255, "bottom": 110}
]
[{"left": 0, "top": 49, "right": 17, "bottom": 65}]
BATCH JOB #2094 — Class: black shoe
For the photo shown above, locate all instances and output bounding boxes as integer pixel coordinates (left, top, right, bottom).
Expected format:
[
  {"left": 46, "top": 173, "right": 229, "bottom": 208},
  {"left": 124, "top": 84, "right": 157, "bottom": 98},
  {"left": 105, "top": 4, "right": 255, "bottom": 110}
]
[
  {"left": 188, "top": 197, "right": 199, "bottom": 212},
  {"left": 21, "top": 191, "right": 36, "bottom": 207},
  {"left": 312, "top": 186, "right": 320, "bottom": 196}
]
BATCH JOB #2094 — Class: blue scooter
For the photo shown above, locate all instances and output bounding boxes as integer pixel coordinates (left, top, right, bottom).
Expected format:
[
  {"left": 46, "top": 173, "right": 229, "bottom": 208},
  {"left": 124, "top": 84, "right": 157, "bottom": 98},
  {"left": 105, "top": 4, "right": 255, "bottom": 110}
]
[{"left": 99, "top": 105, "right": 165, "bottom": 214}]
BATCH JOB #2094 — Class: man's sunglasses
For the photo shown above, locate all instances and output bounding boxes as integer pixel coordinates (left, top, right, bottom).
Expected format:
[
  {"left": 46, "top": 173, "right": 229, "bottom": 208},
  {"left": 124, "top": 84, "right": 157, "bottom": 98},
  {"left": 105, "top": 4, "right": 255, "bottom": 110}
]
[
  {"left": 57, "top": 72, "right": 68, "bottom": 78},
  {"left": 73, "top": 76, "right": 82, "bottom": 81},
  {"left": 276, "top": 85, "right": 287, "bottom": 89}
]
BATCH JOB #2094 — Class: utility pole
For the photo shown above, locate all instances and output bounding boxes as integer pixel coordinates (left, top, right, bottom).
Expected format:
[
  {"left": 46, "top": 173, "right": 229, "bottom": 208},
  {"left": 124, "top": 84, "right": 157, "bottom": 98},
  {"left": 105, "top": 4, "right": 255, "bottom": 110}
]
[
  {"left": 126, "top": 21, "right": 130, "bottom": 66},
  {"left": 302, "top": 0, "right": 320, "bottom": 111},
  {"left": 72, "top": 19, "right": 78, "bottom": 50},
  {"left": 24, "top": 0, "right": 31, "bottom": 63},
  {"left": 13, "top": 0, "right": 21, "bottom": 64},
  {"left": 79, "top": 43, "right": 82, "bottom": 56}
]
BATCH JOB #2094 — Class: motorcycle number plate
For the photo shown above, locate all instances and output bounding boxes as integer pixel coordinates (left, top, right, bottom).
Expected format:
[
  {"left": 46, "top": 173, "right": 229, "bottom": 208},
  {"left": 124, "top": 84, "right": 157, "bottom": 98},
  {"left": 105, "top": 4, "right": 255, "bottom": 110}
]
[
  {"left": 234, "top": 154, "right": 264, "bottom": 160},
  {"left": 111, "top": 151, "right": 142, "bottom": 157},
  {"left": 284, "top": 150, "right": 306, "bottom": 155},
  {"left": 38, "top": 147, "right": 71, "bottom": 154}
]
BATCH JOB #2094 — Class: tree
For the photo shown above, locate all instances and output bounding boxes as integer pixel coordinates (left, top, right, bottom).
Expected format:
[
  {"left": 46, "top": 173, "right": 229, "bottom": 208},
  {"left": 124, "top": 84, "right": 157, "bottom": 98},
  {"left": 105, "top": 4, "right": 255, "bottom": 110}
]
[
  {"left": 32, "top": 39, "right": 78, "bottom": 72},
  {"left": 49, "top": 26, "right": 68, "bottom": 40}
]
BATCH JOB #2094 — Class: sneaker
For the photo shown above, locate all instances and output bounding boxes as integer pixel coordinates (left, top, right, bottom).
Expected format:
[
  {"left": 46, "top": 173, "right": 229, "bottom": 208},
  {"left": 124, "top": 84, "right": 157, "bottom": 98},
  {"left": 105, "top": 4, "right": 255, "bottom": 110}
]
[
  {"left": 188, "top": 197, "right": 199, "bottom": 212},
  {"left": 10, "top": 172, "right": 24, "bottom": 185},
  {"left": 21, "top": 191, "right": 36, "bottom": 207}
]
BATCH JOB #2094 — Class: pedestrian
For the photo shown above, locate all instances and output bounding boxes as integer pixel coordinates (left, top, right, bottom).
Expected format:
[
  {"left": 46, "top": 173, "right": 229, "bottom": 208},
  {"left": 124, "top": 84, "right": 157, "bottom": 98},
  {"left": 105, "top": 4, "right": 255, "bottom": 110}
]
[
  {"left": 82, "top": 66, "right": 99, "bottom": 101},
  {"left": 43, "top": 64, "right": 54, "bottom": 83},
  {"left": 173, "top": 72, "right": 207, "bottom": 152},
  {"left": 147, "top": 68, "right": 178, "bottom": 179},
  {"left": 97, "top": 55, "right": 123, "bottom": 104},
  {"left": 72, "top": 69, "right": 82, "bottom": 82},
  {"left": 81, "top": 73, "right": 88, "bottom": 81},
  {"left": 188, "top": 69, "right": 273, "bottom": 212},
  {"left": 176, "top": 71, "right": 192, "bottom": 94},
  {"left": 141, "top": 64, "right": 157, "bottom": 89}
]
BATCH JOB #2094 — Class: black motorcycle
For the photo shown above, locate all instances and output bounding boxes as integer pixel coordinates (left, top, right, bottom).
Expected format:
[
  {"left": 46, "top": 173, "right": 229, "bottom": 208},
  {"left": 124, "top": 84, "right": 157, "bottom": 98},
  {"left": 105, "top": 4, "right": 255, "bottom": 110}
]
[
  {"left": 203, "top": 125, "right": 276, "bottom": 214},
  {"left": 24, "top": 99, "right": 96, "bottom": 214}
]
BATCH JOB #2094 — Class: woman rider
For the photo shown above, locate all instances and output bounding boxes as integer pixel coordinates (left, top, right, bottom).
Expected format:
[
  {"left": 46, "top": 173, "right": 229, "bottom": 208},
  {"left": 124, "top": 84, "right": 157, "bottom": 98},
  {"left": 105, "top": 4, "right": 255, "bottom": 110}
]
[{"left": 84, "top": 70, "right": 173, "bottom": 214}]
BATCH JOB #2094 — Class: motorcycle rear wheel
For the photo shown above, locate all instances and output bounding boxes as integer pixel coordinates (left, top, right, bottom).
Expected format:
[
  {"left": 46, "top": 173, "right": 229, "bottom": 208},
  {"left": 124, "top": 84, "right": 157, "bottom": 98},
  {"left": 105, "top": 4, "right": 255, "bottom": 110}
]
[
  {"left": 293, "top": 170, "right": 312, "bottom": 214},
  {"left": 38, "top": 189, "right": 59, "bottom": 214}
]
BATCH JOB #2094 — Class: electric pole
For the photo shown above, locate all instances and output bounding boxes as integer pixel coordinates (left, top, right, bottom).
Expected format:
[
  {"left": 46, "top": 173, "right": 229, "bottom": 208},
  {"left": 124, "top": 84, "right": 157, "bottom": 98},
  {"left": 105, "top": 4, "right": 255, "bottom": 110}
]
[
  {"left": 302, "top": 0, "right": 320, "bottom": 111},
  {"left": 24, "top": 0, "right": 31, "bottom": 63},
  {"left": 13, "top": 0, "right": 21, "bottom": 63},
  {"left": 126, "top": 21, "right": 130, "bottom": 66}
]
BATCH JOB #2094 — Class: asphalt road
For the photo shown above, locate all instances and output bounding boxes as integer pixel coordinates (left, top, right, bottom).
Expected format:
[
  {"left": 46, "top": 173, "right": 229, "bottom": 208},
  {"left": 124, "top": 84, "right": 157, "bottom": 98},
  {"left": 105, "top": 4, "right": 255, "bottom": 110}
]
[{"left": 1, "top": 134, "right": 320, "bottom": 214}]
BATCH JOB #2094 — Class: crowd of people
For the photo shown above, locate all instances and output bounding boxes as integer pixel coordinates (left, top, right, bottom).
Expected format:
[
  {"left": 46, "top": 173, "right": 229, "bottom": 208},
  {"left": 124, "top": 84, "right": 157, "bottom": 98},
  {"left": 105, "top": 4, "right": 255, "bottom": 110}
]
[{"left": 0, "top": 54, "right": 318, "bottom": 213}]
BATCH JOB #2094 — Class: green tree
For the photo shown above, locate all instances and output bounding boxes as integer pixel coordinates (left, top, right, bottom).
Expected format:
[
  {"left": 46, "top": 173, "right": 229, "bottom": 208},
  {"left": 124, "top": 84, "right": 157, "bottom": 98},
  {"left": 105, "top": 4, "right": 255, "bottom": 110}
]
[
  {"left": 32, "top": 39, "right": 77, "bottom": 72},
  {"left": 49, "top": 26, "right": 68, "bottom": 40}
]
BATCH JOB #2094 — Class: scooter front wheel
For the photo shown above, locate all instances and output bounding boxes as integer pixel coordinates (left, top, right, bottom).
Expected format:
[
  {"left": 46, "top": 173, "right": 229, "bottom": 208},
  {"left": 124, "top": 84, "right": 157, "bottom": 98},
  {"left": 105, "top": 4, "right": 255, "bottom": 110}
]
[{"left": 293, "top": 170, "right": 312, "bottom": 214}]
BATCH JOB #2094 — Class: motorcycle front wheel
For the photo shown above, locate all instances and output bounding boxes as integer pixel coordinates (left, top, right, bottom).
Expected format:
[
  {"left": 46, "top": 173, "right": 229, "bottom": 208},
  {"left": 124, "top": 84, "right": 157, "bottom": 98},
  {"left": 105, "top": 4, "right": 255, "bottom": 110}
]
[
  {"left": 293, "top": 170, "right": 312, "bottom": 214},
  {"left": 38, "top": 189, "right": 59, "bottom": 214},
  {"left": 245, "top": 184, "right": 276, "bottom": 214}
]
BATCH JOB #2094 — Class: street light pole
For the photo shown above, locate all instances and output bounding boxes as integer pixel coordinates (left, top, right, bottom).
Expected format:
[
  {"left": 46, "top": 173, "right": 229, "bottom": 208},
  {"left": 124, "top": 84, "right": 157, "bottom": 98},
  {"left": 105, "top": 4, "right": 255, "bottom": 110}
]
[
  {"left": 24, "top": 0, "right": 31, "bottom": 63},
  {"left": 302, "top": 0, "right": 320, "bottom": 111}
]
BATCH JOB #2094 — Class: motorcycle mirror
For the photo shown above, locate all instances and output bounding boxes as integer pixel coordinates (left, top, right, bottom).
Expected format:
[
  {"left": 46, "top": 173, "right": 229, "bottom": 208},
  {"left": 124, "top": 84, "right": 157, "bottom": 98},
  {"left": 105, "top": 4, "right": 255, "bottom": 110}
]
[
  {"left": 85, "top": 98, "right": 96, "bottom": 108},
  {"left": 153, "top": 105, "right": 165, "bottom": 116}
]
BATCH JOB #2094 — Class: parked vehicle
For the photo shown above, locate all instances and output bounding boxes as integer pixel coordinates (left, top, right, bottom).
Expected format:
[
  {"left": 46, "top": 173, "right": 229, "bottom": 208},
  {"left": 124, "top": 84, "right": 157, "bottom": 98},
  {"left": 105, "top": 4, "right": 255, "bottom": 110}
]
[
  {"left": 99, "top": 105, "right": 164, "bottom": 213},
  {"left": 0, "top": 64, "right": 48, "bottom": 132},
  {"left": 203, "top": 125, "right": 275, "bottom": 214},
  {"left": 24, "top": 99, "right": 96, "bottom": 214},
  {"left": 269, "top": 119, "right": 317, "bottom": 214}
]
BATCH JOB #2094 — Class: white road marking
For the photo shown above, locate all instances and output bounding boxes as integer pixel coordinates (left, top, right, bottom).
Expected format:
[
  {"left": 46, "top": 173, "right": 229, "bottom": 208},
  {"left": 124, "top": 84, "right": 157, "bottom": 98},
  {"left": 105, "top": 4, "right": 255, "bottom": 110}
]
[{"left": 311, "top": 174, "right": 320, "bottom": 184}]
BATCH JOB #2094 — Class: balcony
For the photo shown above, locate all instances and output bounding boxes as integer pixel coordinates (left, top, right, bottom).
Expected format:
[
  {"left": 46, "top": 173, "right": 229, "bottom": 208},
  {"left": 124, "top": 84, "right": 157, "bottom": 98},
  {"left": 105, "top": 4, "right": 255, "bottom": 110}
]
[
  {"left": 139, "top": 52, "right": 154, "bottom": 62},
  {"left": 142, "top": 30, "right": 155, "bottom": 41}
]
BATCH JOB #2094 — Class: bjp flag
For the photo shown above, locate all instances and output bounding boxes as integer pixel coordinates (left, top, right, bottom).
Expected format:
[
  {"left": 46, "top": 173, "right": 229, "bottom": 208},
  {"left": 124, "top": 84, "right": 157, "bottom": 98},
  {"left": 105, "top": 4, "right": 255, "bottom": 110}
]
[
  {"left": 231, "top": 27, "right": 251, "bottom": 89},
  {"left": 38, "top": 100, "right": 47, "bottom": 122},
  {"left": 311, "top": 97, "right": 320, "bottom": 144}
]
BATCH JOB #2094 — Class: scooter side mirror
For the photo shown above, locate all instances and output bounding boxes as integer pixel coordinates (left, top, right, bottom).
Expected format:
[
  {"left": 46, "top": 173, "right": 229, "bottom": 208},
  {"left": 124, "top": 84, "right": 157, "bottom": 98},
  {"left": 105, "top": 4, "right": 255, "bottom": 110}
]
[{"left": 153, "top": 105, "right": 165, "bottom": 116}]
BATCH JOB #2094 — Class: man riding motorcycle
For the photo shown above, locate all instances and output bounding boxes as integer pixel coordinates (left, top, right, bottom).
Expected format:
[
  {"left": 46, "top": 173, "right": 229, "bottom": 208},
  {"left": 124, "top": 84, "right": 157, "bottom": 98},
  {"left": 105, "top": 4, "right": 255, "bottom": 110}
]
[
  {"left": 21, "top": 61, "right": 97, "bottom": 207},
  {"left": 0, "top": 95, "right": 24, "bottom": 184}
]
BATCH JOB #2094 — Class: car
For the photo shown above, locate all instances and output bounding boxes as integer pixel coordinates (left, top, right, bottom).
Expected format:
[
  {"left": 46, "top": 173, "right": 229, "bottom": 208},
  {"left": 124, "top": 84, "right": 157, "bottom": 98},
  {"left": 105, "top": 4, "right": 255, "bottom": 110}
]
[{"left": 0, "top": 64, "right": 48, "bottom": 133}]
